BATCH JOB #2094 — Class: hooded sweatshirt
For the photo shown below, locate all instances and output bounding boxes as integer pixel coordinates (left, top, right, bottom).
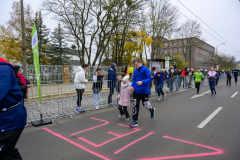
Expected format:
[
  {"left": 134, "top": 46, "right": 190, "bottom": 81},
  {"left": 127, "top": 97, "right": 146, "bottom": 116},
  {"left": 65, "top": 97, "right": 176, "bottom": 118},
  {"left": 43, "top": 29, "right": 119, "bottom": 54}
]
[
  {"left": 0, "top": 58, "right": 27, "bottom": 132},
  {"left": 108, "top": 64, "right": 118, "bottom": 88},
  {"left": 74, "top": 66, "right": 88, "bottom": 89}
]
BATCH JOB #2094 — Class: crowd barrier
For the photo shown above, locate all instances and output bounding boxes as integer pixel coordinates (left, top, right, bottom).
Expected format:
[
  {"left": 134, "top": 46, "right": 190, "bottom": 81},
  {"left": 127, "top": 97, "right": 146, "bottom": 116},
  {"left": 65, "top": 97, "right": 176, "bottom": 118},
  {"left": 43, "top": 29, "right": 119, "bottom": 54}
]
[{"left": 25, "top": 75, "right": 226, "bottom": 124}]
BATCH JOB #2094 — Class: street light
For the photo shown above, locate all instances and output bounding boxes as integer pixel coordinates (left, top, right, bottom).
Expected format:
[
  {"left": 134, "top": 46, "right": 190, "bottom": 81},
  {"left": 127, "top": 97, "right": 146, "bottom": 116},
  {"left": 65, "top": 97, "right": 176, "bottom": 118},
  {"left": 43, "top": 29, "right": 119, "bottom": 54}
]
[{"left": 215, "top": 43, "right": 225, "bottom": 68}]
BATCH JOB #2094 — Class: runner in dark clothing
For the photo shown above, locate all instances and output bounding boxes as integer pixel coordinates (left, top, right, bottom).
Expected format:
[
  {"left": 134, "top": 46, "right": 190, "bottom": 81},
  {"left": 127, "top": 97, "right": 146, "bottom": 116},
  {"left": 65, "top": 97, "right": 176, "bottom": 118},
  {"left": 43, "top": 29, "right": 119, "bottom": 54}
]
[
  {"left": 129, "top": 58, "right": 156, "bottom": 127},
  {"left": 232, "top": 67, "right": 240, "bottom": 85},
  {"left": 226, "top": 69, "right": 232, "bottom": 87}
]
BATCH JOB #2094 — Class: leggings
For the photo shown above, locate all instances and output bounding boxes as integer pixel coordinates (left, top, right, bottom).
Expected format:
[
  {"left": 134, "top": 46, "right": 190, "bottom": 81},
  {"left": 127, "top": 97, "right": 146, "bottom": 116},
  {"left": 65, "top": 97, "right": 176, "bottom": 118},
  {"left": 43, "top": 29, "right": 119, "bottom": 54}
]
[
  {"left": 108, "top": 88, "right": 115, "bottom": 104},
  {"left": 209, "top": 81, "right": 216, "bottom": 94},
  {"left": 227, "top": 77, "right": 231, "bottom": 86},
  {"left": 195, "top": 83, "right": 200, "bottom": 93}
]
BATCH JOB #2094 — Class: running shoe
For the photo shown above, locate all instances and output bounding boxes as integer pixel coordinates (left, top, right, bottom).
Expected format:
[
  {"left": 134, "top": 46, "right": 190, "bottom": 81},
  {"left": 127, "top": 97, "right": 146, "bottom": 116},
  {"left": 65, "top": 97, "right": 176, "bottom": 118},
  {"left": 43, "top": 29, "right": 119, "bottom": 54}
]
[
  {"left": 163, "top": 95, "right": 166, "bottom": 100},
  {"left": 151, "top": 108, "right": 156, "bottom": 119},
  {"left": 158, "top": 97, "right": 161, "bottom": 101},
  {"left": 119, "top": 114, "right": 122, "bottom": 118},
  {"left": 96, "top": 106, "right": 99, "bottom": 110},
  {"left": 125, "top": 118, "right": 130, "bottom": 121},
  {"left": 79, "top": 110, "right": 85, "bottom": 113},
  {"left": 130, "top": 121, "right": 138, "bottom": 127}
]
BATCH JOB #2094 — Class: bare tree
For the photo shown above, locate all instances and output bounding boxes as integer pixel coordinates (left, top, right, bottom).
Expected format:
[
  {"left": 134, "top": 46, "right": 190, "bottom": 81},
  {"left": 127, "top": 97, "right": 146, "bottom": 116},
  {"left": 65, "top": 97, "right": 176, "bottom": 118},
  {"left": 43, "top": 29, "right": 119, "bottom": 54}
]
[{"left": 149, "top": 0, "right": 179, "bottom": 59}]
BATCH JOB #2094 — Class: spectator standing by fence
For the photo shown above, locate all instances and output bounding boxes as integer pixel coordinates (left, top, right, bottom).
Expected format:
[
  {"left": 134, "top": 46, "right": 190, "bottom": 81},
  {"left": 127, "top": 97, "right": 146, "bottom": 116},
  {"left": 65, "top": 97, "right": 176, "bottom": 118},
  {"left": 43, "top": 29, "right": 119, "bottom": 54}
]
[
  {"left": 129, "top": 58, "right": 155, "bottom": 128},
  {"left": 14, "top": 65, "right": 33, "bottom": 104},
  {"left": 92, "top": 68, "right": 104, "bottom": 110},
  {"left": 185, "top": 68, "right": 190, "bottom": 89},
  {"left": 108, "top": 63, "right": 118, "bottom": 107},
  {"left": 74, "top": 64, "right": 88, "bottom": 113},
  {"left": 0, "top": 58, "right": 27, "bottom": 160},
  {"left": 178, "top": 69, "right": 182, "bottom": 89},
  {"left": 128, "top": 66, "right": 133, "bottom": 80}
]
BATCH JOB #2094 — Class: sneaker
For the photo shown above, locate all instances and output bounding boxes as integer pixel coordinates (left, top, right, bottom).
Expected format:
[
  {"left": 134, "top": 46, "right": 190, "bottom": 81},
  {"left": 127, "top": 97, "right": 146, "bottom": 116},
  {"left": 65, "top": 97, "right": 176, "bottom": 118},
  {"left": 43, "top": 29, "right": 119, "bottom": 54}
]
[
  {"left": 130, "top": 121, "right": 138, "bottom": 127},
  {"left": 163, "top": 95, "right": 166, "bottom": 100},
  {"left": 176, "top": 89, "right": 179, "bottom": 91},
  {"left": 110, "top": 103, "right": 114, "bottom": 107},
  {"left": 158, "top": 97, "right": 161, "bottom": 101},
  {"left": 151, "top": 108, "right": 156, "bottom": 119},
  {"left": 96, "top": 106, "right": 99, "bottom": 110},
  {"left": 125, "top": 118, "right": 130, "bottom": 121},
  {"left": 119, "top": 114, "right": 122, "bottom": 118},
  {"left": 79, "top": 110, "right": 85, "bottom": 113}
]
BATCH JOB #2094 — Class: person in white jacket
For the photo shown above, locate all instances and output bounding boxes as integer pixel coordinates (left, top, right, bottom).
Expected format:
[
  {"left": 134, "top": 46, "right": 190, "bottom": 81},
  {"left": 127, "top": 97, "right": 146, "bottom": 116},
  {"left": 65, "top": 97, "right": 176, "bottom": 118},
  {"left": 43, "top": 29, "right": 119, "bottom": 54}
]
[{"left": 74, "top": 64, "right": 88, "bottom": 113}]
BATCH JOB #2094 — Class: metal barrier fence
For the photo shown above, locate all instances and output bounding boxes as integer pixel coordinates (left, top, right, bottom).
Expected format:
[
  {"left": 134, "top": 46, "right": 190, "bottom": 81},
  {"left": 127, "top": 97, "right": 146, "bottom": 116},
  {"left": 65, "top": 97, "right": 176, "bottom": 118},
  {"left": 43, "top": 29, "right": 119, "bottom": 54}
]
[{"left": 25, "top": 75, "right": 226, "bottom": 124}]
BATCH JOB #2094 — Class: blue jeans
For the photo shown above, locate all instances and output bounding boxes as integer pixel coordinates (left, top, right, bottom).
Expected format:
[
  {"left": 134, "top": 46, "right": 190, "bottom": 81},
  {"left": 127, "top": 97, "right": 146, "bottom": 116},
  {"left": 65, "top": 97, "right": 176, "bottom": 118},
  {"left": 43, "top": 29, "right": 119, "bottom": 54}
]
[
  {"left": 209, "top": 81, "right": 216, "bottom": 94},
  {"left": 157, "top": 84, "right": 164, "bottom": 96},
  {"left": 171, "top": 78, "right": 178, "bottom": 91}
]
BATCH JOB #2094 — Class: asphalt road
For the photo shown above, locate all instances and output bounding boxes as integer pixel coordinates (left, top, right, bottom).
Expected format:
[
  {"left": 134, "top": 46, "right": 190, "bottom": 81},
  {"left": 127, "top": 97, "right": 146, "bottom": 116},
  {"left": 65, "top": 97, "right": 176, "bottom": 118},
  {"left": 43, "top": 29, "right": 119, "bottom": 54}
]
[{"left": 17, "top": 80, "right": 240, "bottom": 160}]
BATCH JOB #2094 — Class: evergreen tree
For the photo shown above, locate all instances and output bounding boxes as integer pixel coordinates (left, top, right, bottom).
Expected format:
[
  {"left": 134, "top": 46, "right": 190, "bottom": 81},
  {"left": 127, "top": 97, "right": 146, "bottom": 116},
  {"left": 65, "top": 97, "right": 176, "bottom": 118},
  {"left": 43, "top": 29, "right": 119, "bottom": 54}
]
[
  {"left": 26, "top": 11, "right": 50, "bottom": 65},
  {"left": 48, "top": 23, "right": 70, "bottom": 65}
]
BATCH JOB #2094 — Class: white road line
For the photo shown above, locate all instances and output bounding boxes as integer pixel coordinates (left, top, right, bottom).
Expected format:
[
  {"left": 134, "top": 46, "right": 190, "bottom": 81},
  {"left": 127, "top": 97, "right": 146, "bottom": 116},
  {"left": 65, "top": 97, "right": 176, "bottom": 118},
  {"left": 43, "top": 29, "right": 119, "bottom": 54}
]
[
  {"left": 197, "top": 107, "right": 223, "bottom": 129},
  {"left": 231, "top": 92, "right": 238, "bottom": 98}
]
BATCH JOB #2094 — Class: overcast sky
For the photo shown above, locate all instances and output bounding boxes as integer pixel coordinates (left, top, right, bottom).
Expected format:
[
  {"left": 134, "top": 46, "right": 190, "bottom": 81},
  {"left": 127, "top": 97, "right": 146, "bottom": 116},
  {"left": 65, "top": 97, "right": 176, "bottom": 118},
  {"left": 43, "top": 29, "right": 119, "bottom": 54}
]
[{"left": 1, "top": 0, "right": 240, "bottom": 61}]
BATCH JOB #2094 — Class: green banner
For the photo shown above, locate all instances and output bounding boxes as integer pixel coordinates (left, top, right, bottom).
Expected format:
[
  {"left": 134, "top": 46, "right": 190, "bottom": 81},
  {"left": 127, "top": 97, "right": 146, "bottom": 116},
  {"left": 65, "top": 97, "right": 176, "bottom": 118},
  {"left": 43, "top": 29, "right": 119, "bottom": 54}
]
[{"left": 32, "top": 25, "right": 42, "bottom": 104}]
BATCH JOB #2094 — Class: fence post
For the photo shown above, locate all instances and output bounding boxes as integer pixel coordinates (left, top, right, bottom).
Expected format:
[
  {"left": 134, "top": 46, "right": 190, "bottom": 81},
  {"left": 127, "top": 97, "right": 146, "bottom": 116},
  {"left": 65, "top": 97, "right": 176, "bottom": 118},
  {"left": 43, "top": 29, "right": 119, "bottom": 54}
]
[{"left": 63, "top": 63, "right": 70, "bottom": 83}]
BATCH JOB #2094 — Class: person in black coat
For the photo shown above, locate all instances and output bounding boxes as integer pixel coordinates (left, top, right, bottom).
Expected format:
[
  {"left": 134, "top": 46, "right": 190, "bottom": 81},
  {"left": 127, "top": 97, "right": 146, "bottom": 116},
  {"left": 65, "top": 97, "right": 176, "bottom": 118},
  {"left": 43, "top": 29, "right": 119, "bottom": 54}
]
[{"left": 14, "top": 65, "right": 33, "bottom": 104}]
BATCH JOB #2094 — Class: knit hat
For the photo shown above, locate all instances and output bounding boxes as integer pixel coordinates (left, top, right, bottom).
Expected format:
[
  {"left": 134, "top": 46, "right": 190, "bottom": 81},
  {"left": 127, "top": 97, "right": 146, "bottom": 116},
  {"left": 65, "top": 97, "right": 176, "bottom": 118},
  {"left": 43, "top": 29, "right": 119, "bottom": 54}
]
[
  {"left": 111, "top": 63, "right": 117, "bottom": 71},
  {"left": 122, "top": 75, "right": 129, "bottom": 82},
  {"left": 14, "top": 65, "right": 21, "bottom": 76}
]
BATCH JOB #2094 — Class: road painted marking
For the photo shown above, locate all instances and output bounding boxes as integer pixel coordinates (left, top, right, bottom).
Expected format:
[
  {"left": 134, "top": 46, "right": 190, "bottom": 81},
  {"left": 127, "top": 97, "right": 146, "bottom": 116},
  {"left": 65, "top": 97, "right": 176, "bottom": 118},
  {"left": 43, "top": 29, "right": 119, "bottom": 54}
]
[
  {"left": 231, "top": 92, "right": 238, "bottom": 98},
  {"left": 137, "top": 136, "right": 223, "bottom": 160},
  {"left": 197, "top": 107, "right": 223, "bottom": 128},
  {"left": 191, "top": 90, "right": 211, "bottom": 99}
]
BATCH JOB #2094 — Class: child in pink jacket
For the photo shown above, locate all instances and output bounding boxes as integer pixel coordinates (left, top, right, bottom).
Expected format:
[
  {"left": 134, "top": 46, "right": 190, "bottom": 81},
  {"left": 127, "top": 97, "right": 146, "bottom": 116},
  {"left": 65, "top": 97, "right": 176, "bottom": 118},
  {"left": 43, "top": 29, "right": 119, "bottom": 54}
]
[{"left": 118, "top": 75, "right": 133, "bottom": 121}]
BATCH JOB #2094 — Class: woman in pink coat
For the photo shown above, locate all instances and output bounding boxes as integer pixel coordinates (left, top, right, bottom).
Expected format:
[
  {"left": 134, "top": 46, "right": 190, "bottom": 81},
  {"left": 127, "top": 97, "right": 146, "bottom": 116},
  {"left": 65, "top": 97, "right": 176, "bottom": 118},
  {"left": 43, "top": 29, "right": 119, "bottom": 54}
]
[{"left": 118, "top": 75, "right": 133, "bottom": 121}]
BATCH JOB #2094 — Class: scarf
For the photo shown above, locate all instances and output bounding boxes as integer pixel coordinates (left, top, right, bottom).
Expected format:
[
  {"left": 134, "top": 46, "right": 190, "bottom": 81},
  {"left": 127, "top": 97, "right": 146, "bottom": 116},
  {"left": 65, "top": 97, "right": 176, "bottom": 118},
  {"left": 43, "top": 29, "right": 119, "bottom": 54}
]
[
  {"left": 17, "top": 73, "right": 28, "bottom": 93},
  {"left": 121, "top": 82, "right": 128, "bottom": 89}
]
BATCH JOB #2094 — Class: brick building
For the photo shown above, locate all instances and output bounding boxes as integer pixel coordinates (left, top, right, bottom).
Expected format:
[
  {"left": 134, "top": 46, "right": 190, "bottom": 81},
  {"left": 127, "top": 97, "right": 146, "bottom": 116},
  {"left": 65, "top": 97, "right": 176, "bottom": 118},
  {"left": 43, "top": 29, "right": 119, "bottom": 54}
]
[{"left": 155, "top": 37, "right": 215, "bottom": 69}]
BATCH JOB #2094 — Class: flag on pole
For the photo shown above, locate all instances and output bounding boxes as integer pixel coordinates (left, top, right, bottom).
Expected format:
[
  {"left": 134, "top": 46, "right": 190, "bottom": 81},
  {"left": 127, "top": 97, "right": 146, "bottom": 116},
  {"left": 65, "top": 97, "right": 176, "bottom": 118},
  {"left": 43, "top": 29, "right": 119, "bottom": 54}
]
[{"left": 32, "top": 25, "right": 42, "bottom": 104}]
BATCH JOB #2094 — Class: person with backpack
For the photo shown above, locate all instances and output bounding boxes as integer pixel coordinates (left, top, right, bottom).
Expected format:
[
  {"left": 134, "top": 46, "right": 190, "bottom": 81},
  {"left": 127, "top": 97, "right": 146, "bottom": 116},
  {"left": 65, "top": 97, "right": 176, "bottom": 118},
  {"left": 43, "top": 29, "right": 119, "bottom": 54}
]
[
  {"left": 129, "top": 58, "right": 155, "bottom": 128},
  {"left": 226, "top": 69, "right": 232, "bottom": 87},
  {"left": 153, "top": 68, "right": 168, "bottom": 100},
  {"left": 208, "top": 67, "right": 218, "bottom": 95},
  {"left": 92, "top": 68, "right": 104, "bottom": 110},
  {"left": 232, "top": 67, "right": 240, "bottom": 85},
  {"left": 193, "top": 68, "right": 204, "bottom": 94}
]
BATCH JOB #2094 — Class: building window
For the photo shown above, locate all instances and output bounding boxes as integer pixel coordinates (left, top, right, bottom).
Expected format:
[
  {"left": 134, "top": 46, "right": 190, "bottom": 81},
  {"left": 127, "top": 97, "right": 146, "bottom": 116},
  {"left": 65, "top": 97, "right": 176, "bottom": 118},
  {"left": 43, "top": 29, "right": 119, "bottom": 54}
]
[
  {"left": 179, "top": 48, "right": 182, "bottom": 53},
  {"left": 179, "top": 41, "right": 182, "bottom": 45},
  {"left": 169, "top": 49, "right": 172, "bottom": 54},
  {"left": 174, "top": 48, "right": 177, "bottom": 53},
  {"left": 184, "top": 47, "right": 187, "bottom": 53},
  {"left": 184, "top": 40, "right": 188, "bottom": 44},
  {"left": 165, "top": 43, "right": 168, "bottom": 47},
  {"left": 164, "top": 50, "right": 168, "bottom": 54},
  {"left": 170, "top": 42, "right": 172, "bottom": 46},
  {"left": 174, "top": 41, "right": 177, "bottom": 45}
]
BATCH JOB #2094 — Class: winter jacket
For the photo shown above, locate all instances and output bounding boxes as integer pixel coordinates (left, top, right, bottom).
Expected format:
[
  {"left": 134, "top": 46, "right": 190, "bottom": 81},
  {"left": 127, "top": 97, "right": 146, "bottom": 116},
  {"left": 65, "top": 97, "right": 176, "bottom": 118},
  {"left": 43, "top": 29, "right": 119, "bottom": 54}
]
[
  {"left": 16, "top": 76, "right": 31, "bottom": 99},
  {"left": 225, "top": 71, "right": 232, "bottom": 78},
  {"left": 208, "top": 71, "right": 217, "bottom": 82},
  {"left": 0, "top": 58, "right": 27, "bottom": 132},
  {"left": 153, "top": 72, "right": 168, "bottom": 85},
  {"left": 216, "top": 71, "right": 221, "bottom": 78},
  {"left": 131, "top": 65, "right": 152, "bottom": 94},
  {"left": 232, "top": 69, "right": 240, "bottom": 77},
  {"left": 92, "top": 74, "right": 104, "bottom": 93},
  {"left": 128, "top": 67, "right": 133, "bottom": 74},
  {"left": 108, "top": 68, "right": 117, "bottom": 88},
  {"left": 74, "top": 66, "right": 88, "bottom": 89},
  {"left": 118, "top": 85, "right": 133, "bottom": 107},
  {"left": 181, "top": 70, "right": 186, "bottom": 76}
]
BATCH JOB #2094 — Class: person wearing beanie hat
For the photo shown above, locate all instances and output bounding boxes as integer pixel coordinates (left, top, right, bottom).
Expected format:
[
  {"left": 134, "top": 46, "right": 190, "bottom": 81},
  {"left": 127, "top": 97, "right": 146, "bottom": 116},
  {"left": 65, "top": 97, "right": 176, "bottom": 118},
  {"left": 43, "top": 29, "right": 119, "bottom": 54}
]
[
  {"left": 108, "top": 63, "right": 119, "bottom": 106},
  {"left": 0, "top": 58, "right": 27, "bottom": 160},
  {"left": 14, "top": 65, "right": 33, "bottom": 104},
  {"left": 118, "top": 75, "right": 132, "bottom": 121}
]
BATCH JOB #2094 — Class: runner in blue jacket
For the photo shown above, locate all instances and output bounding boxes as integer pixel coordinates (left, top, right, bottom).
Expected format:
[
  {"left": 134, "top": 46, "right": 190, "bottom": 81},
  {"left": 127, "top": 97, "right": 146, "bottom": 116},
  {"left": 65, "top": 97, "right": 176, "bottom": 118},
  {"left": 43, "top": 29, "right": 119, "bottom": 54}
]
[
  {"left": 0, "top": 58, "right": 27, "bottom": 160},
  {"left": 153, "top": 68, "right": 168, "bottom": 100},
  {"left": 232, "top": 67, "right": 240, "bottom": 85},
  {"left": 129, "top": 58, "right": 155, "bottom": 127}
]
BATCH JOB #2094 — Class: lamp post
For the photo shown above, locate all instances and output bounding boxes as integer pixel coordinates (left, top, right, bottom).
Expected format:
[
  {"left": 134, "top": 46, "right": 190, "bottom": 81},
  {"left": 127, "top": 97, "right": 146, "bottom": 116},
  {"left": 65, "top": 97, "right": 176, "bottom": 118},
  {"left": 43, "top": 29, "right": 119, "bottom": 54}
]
[
  {"left": 215, "top": 43, "right": 225, "bottom": 68},
  {"left": 21, "top": 0, "right": 27, "bottom": 77}
]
